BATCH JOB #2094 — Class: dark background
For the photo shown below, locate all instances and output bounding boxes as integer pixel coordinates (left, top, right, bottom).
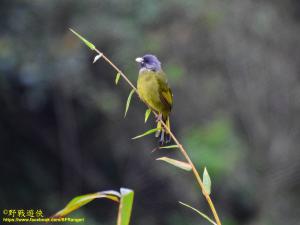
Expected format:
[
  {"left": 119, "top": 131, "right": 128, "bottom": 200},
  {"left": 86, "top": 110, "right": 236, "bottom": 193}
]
[{"left": 1, "top": 0, "right": 300, "bottom": 225}]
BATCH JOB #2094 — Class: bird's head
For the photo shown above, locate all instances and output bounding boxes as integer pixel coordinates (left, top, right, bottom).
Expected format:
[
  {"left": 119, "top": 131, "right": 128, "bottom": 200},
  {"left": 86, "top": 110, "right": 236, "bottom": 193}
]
[{"left": 135, "top": 54, "right": 162, "bottom": 72}]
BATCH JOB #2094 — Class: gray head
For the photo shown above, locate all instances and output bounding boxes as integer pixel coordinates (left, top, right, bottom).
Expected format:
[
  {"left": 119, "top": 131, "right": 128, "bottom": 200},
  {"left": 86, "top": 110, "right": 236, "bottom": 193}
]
[{"left": 135, "top": 54, "right": 162, "bottom": 72}]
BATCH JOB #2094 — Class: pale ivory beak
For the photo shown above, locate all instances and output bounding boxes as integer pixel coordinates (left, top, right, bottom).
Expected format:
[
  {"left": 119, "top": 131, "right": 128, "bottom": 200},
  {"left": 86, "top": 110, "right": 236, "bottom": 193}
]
[{"left": 135, "top": 57, "right": 143, "bottom": 63}]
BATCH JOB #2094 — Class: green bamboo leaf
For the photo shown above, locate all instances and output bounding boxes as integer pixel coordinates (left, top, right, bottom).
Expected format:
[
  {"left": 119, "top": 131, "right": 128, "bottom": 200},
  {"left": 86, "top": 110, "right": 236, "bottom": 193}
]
[
  {"left": 156, "top": 157, "right": 192, "bottom": 171},
  {"left": 144, "top": 109, "right": 151, "bottom": 123},
  {"left": 124, "top": 89, "right": 135, "bottom": 118},
  {"left": 179, "top": 201, "right": 217, "bottom": 225},
  {"left": 203, "top": 167, "right": 211, "bottom": 195},
  {"left": 69, "top": 28, "right": 95, "bottom": 51},
  {"left": 53, "top": 191, "right": 120, "bottom": 218},
  {"left": 132, "top": 128, "right": 159, "bottom": 140},
  {"left": 115, "top": 72, "right": 121, "bottom": 85},
  {"left": 159, "top": 145, "right": 178, "bottom": 149},
  {"left": 117, "top": 188, "right": 134, "bottom": 225}
]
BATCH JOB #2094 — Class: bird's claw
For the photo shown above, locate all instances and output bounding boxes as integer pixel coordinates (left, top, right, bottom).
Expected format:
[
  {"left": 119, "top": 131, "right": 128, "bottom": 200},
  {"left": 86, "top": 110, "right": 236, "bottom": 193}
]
[{"left": 159, "top": 130, "right": 165, "bottom": 146}]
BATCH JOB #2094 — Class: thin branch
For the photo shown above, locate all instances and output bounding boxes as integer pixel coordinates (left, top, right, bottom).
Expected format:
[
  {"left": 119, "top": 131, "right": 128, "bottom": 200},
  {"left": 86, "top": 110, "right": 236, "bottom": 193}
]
[
  {"left": 161, "top": 119, "right": 221, "bottom": 225},
  {"left": 94, "top": 49, "right": 137, "bottom": 92}
]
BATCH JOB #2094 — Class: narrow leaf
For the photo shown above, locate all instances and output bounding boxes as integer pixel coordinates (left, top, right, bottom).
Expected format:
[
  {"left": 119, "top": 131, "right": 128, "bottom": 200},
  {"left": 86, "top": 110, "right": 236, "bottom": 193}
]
[
  {"left": 53, "top": 191, "right": 120, "bottom": 218},
  {"left": 93, "top": 54, "right": 103, "bottom": 63},
  {"left": 159, "top": 145, "right": 178, "bottom": 149},
  {"left": 124, "top": 89, "right": 135, "bottom": 118},
  {"left": 69, "top": 28, "right": 95, "bottom": 50},
  {"left": 179, "top": 201, "right": 217, "bottom": 225},
  {"left": 203, "top": 167, "right": 212, "bottom": 195},
  {"left": 144, "top": 109, "right": 151, "bottom": 123},
  {"left": 117, "top": 188, "right": 134, "bottom": 225},
  {"left": 132, "top": 128, "right": 159, "bottom": 140},
  {"left": 115, "top": 72, "right": 121, "bottom": 85},
  {"left": 156, "top": 157, "right": 192, "bottom": 171}
]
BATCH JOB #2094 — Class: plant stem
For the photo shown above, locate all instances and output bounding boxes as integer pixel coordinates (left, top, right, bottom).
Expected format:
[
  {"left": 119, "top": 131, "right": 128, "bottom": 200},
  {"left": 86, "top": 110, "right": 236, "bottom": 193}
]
[
  {"left": 161, "top": 120, "right": 222, "bottom": 225},
  {"left": 94, "top": 49, "right": 137, "bottom": 92},
  {"left": 94, "top": 49, "right": 222, "bottom": 225}
]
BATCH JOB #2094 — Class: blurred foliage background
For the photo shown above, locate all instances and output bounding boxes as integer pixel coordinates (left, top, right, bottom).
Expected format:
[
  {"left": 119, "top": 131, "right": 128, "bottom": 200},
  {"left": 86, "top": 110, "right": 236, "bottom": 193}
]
[{"left": 1, "top": 0, "right": 300, "bottom": 225}]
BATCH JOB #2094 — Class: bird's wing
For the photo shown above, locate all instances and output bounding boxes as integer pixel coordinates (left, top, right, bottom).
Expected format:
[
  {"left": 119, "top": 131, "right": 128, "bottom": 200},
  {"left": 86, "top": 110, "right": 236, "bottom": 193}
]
[
  {"left": 160, "top": 87, "right": 173, "bottom": 110},
  {"left": 157, "top": 71, "right": 173, "bottom": 111}
]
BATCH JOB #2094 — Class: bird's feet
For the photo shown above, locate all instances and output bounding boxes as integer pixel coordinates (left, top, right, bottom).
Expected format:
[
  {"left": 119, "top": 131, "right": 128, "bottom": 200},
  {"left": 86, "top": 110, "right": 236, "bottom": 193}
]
[
  {"left": 158, "top": 130, "right": 171, "bottom": 146},
  {"left": 159, "top": 130, "right": 165, "bottom": 146}
]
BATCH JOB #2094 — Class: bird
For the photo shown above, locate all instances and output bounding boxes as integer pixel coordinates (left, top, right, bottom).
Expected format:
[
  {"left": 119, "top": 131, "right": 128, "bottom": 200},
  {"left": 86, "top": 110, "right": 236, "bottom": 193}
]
[{"left": 135, "top": 54, "right": 173, "bottom": 145}]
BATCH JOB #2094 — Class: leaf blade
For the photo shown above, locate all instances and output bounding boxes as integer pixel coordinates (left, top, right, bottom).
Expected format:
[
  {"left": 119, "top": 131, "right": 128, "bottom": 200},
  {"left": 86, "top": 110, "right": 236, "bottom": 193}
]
[
  {"left": 179, "top": 201, "right": 217, "bottom": 225},
  {"left": 115, "top": 72, "right": 121, "bottom": 85},
  {"left": 124, "top": 89, "right": 135, "bottom": 118},
  {"left": 117, "top": 188, "right": 134, "bottom": 225},
  {"left": 144, "top": 109, "right": 151, "bottom": 123},
  {"left": 156, "top": 157, "right": 192, "bottom": 171},
  {"left": 203, "top": 167, "right": 212, "bottom": 195},
  {"left": 53, "top": 191, "right": 120, "bottom": 218},
  {"left": 93, "top": 54, "right": 103, "bottom": 63},
  {"left": 69, "top": 28, "right": 95, "bottom": 51},
  {"left": 132, "top": 128, "right": 159, "bottom": 140},
  {"left": 159, "top": 145, "right": 178, "bottom": 149}
]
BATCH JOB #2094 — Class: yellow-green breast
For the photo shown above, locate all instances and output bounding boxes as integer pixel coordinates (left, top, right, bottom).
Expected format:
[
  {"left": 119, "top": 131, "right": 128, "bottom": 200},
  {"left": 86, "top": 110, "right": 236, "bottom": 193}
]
[{"left": 137, "top": 70, "right": 170, "bottom": 115}]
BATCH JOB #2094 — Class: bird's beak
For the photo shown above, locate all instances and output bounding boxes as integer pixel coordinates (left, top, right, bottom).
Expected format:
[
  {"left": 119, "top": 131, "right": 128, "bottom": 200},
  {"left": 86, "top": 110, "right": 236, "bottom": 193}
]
[{"left": 135, "top": 57, "right": 143, "bottom": 63}]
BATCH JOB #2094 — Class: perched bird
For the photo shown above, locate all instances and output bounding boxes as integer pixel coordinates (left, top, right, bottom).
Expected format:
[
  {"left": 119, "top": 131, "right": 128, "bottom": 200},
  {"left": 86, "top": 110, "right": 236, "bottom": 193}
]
[{"left": 135, "top": 54, "right": 173, "bottom": 145}]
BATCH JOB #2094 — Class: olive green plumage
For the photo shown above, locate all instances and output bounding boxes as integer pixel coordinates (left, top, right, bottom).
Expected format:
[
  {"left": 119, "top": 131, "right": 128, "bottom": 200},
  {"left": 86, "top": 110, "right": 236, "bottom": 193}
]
[
  {"left": 137, "top": 69, "right": 173, "bottom": 144},
  {"left": 137, "top": 70, "right": 172, "bottom": 118}
]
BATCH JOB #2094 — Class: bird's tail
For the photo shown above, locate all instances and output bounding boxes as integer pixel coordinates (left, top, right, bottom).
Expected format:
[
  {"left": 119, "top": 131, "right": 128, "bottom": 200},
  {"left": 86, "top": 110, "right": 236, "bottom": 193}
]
[{"left": 155, "top": 116, "right": 171, "bottom": 145}]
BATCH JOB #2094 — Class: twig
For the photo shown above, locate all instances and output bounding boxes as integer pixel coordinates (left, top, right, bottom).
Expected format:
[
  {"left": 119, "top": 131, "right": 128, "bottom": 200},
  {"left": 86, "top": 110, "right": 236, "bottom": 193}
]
[
  {"left": 161, "top": 119, "right": 221, "bottom": 225},
  {"left": 94, "top": 49, "right": 137, "bottom": 92}
]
